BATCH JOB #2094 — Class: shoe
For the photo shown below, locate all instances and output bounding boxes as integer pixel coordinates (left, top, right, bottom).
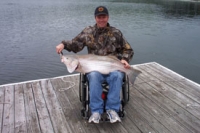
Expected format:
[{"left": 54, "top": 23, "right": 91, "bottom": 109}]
[
  {"left": 88, "top": 112, "right": 101, "bottom": 123},
  {"left": 106, "top": 110, "right": 121, "bottom": 123}
]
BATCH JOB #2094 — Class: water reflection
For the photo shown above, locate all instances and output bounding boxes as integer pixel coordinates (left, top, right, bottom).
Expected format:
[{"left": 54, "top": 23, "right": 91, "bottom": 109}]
[
  {"left": 162, "top": 1, "right": 200, "bottom": 17},
  {"left": 111, "top": 0, "right": 200, "bottom": 17}
]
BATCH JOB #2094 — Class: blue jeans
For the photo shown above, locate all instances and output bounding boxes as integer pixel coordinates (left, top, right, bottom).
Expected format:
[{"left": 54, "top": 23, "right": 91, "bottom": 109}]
[{"left": 86, "top": 71, "right": 124, "bottom": 114}]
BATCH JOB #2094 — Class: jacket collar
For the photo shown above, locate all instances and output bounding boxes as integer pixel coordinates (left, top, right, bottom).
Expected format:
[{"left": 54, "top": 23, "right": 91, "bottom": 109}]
[{"left": 94, "top": 23, "right": 110, "bottom": 33}]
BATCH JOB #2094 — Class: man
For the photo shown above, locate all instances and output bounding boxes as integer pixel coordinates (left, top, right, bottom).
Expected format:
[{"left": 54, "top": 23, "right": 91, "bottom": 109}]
[{"left": 56, "top": 6, "right": 134, "bottom": 123}]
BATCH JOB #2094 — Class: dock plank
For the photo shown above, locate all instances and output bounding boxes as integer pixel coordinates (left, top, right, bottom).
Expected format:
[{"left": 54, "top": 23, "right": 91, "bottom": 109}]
[
  {"left": 23, "top": 83, "right": 41, "bottom": 133},
  {"left": 149, "top": 63, "right": 185, "bottom": 81},
  {"left": 1, "top": 86, "right": 14, "bottom": 133},
  {"left": 116, "top": 115, "right": 141, "bottom": 133},
  {"left": 50, "top": 78, "right": 85, "bottom": 133},
  {"left": 135, "top": 80, "right": 200, "bottom": 132},
  {"left": 128, "top": 91, "right": 171, "bottom": 133},
  {"left": 62, "top": 77, "right": 100, "bottom": 133},
  {"left": 31, "top": 81, "right": 54, "bottom": 133},
  {"left": 149, "top": 63, "right": 200, "bottom": 102},
  {"left": 139, "top": 63, "right": 200, "bottom": 121},
  {"left": 40, "top": 79, "right": 71, "bottom": 133},
  {"left": 166, "top": 80, "right": 200, "bottom": 104},
  {"left": 125, "top": 104, "right": 157, "bottom": 133},
  {"left": 151, "top": 80, "right": 200, "bottom": 119},
  {"left": 14, "top": 84, "right": 27, "bottom": 133},
  {"left": 0, "top": 62, "right": 200, "bottom": 133},
  {"left": 131, "top": 87, "right": 191, "bottom": 133},
  {"left": 0, "top": 87, "right": 4, "bottom": 132}
]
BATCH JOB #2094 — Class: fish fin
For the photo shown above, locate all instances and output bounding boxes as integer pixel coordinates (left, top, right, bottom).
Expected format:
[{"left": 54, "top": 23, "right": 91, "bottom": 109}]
[
  {"left": 127, "top": 68, "right": 142, "bottom": 85},
  {"left": 67, "top": 60, "right": 79, "bottom": 73}
]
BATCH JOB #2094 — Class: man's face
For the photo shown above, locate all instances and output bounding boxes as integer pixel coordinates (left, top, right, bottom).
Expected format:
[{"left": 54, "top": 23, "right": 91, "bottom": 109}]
[{"left": 95, "top": 15, "right": 109, "bottom": 28}]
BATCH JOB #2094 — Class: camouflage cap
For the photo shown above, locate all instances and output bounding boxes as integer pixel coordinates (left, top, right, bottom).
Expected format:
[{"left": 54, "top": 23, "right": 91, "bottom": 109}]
[{"left": 94, "top": 6, "right": 109, "bottom": 16}]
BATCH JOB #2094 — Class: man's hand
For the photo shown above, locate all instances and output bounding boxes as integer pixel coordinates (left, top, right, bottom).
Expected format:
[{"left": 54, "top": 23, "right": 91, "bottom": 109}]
[
  {"left": 121, "top": 59, "right": 130, "bottom": 69},
  {"left": 56, "top": 43, "right": 64, "bottom": 54}
]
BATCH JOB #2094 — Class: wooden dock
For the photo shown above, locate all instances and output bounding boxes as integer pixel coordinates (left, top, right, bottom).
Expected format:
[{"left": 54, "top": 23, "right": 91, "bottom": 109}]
[{"left": 0, "top": 62, "right": 200, "bottom": 133}]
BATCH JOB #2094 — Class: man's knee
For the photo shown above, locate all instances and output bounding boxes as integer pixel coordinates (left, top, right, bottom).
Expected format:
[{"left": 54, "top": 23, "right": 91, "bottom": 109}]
[
  {"left": 87, "top": 71, "right": 102, "bottom": 81},
  {"left": 110, "top": 71, "right": 124, "bottom": 80}
]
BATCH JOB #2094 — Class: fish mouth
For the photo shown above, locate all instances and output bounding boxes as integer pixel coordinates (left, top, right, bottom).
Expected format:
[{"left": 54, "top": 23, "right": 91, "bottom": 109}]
[{"left": 60, "top": 52, "right": 63, "bottom": 58}]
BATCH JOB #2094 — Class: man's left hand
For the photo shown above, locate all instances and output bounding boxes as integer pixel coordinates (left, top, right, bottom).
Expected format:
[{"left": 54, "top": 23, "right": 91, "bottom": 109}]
[{"left": 121, "top": 59, "right": 130, "bottom": 69}]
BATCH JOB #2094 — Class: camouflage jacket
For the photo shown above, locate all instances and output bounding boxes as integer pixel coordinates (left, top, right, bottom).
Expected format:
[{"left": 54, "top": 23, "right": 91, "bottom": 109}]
[{"left": 62, "top": 23, "right": 134, "bottom": 63}]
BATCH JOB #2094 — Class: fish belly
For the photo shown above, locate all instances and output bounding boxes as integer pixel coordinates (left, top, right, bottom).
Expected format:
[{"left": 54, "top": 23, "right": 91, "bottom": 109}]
[{"left": 80, "top": 61, "right": 120, "bottom": 74}]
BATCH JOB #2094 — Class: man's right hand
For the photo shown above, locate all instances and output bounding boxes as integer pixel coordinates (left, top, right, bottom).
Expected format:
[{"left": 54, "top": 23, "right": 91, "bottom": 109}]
[{"left": 56, "top": 43, "right": 64, "bottom": 54}]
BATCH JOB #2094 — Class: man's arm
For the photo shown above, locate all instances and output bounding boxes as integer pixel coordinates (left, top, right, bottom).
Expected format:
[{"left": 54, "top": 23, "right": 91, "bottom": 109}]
[
  {"left": 56, "top": 27, "right": 90, "bottom": 53},
  {"left": 121, "top": 35, "right": 134, "bottom": 63}
]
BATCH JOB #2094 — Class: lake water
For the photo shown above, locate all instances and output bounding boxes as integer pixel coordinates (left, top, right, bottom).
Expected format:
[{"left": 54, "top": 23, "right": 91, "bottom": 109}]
[{"left": 0, "top": 0, "right": 200, "bottom": 85}]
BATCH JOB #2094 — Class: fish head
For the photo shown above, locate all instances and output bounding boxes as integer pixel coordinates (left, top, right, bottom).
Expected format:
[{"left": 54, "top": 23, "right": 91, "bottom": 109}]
[{"left": 61, "top": 55, "right": 79, "bottom": 73}]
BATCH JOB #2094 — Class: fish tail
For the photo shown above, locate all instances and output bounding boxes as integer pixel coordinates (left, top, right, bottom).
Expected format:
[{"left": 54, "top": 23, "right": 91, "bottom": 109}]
[{"left": 127, "top": 68, "right": 141, "bottom": 85}]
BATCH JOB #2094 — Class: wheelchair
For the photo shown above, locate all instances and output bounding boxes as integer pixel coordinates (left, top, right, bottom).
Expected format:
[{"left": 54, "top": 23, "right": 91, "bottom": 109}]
[{"left": 79, "top": 72, "right": 130, "bottom": 120}]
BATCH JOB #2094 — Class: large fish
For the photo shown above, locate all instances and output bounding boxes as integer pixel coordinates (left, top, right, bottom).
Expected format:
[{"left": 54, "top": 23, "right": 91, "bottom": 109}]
[{"left": 60, "top": 54, "right": 141, "bottom": 85}]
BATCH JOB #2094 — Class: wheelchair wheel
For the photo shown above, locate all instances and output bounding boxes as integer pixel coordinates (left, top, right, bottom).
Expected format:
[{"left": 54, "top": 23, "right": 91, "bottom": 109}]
[
  {"left": 118, "top": 110, "right": 125, "bottom": 118},
  {"left": 79, "top": 73, "right": 87, "bottom": 102},
  {"left": 122, "top": 75, "right": 129, "bottom": 106},
  {"left": 126, "top": 76, "right": 130, "bottom": 102},
  {"left": 81, "top": 109, "right": 90, "bottom": 119},
  {"left": 79, "top": 73, "right": 91, "bottom": 119}
]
